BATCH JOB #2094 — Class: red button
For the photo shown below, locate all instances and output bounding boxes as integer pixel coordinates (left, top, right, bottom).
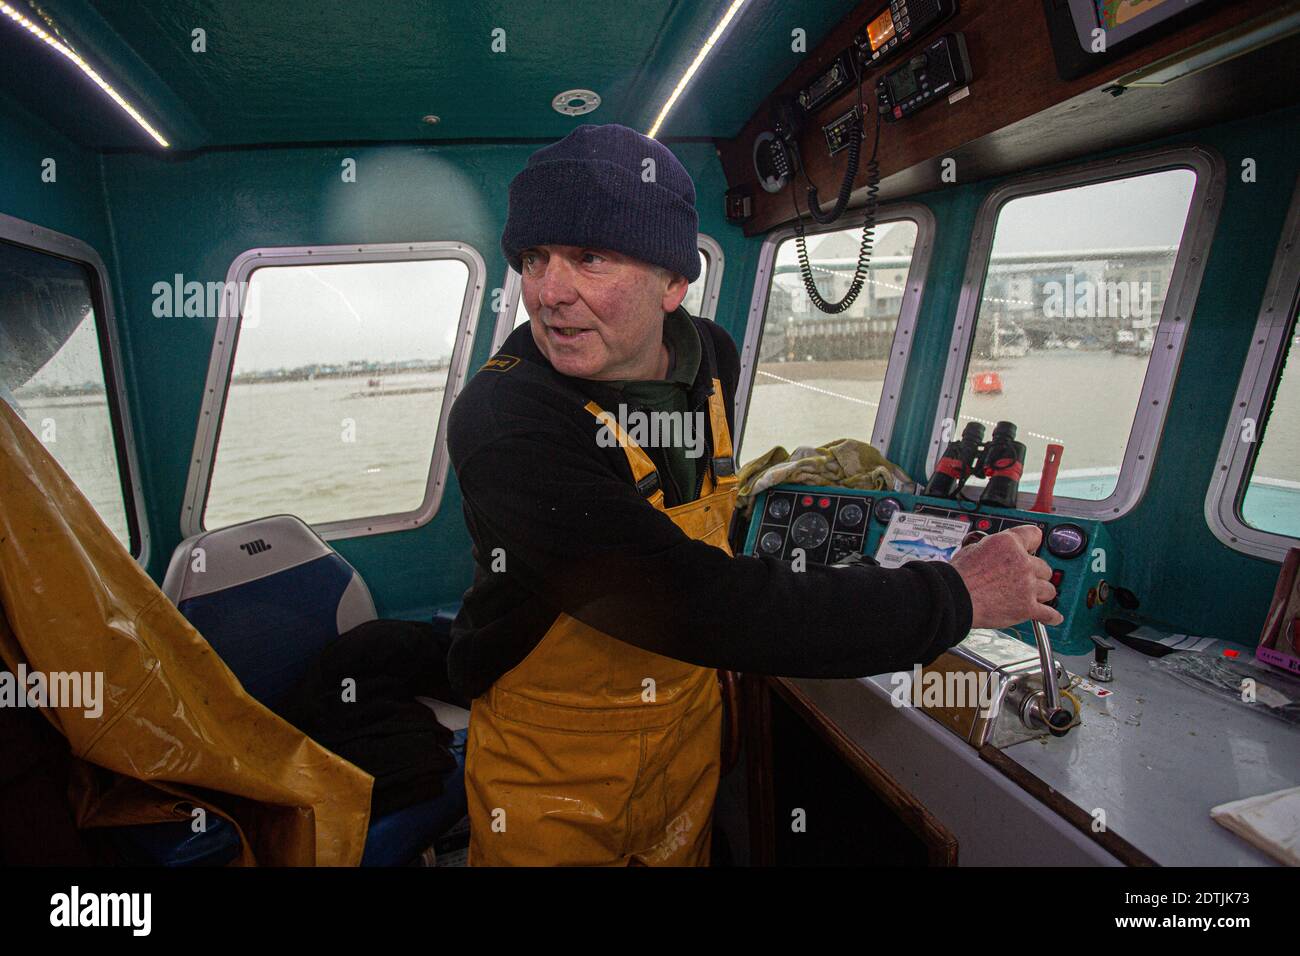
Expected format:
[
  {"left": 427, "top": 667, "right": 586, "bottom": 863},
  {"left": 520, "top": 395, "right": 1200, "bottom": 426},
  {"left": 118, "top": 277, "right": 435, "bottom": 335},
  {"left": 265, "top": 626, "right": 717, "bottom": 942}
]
[
  {"left": 801, "top": 496, "right": 813, "bottom": 506},
  {"left": 976, "top": 518, "right": 992, "bottom": 530},
  {"left": 1050, "top": 570, "right": 1064, "bottom": 586},
  {"left": 818, "top": 497, "right": 831, "bottom": 508}
]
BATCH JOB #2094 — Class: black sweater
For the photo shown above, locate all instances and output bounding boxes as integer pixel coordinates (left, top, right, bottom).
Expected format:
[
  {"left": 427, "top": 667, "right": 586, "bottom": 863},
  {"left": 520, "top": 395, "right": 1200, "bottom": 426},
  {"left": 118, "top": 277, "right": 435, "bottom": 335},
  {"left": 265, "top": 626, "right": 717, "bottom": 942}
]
[{"left": 446, "top": 315, "right": 973, "bottom": 700}]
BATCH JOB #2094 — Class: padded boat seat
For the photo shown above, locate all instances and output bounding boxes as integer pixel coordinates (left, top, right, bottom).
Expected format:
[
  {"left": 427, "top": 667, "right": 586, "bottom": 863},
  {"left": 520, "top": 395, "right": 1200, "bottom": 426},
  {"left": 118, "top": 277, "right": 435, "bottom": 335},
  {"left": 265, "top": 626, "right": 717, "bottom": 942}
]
[
  {"left": 162, "top": 514, "right": 380, "bottom": 709},
  {"left": 159, "top": 515, "right": 469, "bottom": 866}
]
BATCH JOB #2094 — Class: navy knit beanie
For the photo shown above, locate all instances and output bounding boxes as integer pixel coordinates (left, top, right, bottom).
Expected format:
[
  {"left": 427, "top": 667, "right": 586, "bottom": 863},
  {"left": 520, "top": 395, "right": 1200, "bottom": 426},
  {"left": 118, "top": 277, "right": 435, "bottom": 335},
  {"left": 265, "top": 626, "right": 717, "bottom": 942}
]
[{"left": 502, "top": 124, "right": 700, "bottom": 282}]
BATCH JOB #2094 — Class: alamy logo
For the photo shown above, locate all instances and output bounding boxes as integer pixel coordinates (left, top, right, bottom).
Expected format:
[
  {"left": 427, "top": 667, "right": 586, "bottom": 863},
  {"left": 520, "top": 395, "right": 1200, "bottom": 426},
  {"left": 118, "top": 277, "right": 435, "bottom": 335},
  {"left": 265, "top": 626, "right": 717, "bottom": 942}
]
[
  {"left": 1041, "top": 277, "right": 1152, "bottom": 320},
  {"left": 0, "top": 665, "right": 103, "bottom": 718},
  {"left": 50, "top": 886, "right": 151, "bottom": 936},
  {"left": 151, "top": 274, "right": 260, "bottom": 322},
  {"left": 239, "top": 538, "right": 272, "bottom": 555},
  {"left": 595, "top": 405, "right": 706, "bottom": 459},
  {"left": 889, "top": 664, "right": 1004, "bottom": 718}
]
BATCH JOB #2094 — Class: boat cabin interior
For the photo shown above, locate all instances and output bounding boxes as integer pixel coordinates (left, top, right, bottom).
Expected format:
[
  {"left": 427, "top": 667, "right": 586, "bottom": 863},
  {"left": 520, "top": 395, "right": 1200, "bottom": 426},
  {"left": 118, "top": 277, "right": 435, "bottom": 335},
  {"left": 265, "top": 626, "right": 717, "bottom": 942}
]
[{"left": 1, "top": 0, "right": 1299, "bottom": 881}]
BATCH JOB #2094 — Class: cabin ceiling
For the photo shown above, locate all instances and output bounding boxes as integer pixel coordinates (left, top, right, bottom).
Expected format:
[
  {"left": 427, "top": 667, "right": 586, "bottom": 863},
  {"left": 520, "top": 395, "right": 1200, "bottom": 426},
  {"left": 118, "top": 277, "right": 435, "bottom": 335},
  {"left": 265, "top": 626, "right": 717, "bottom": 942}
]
[{"left": 0, "top": 0, "right": 859, "bottom": 151}]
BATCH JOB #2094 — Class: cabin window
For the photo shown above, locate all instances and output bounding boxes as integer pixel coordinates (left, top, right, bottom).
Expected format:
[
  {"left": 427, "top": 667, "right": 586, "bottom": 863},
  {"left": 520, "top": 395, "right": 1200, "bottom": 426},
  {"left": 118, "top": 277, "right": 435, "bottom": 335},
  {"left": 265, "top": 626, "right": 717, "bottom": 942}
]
[
  {"left": 932, "top": 148, "right": 1223, "bottom": 518},
  {"left": 1241, "top": 314, "right": 1300, "bottom": 537},
  {"left": 189, "top": 243, "right": 485, "bottom": 539},
  {"left": 682, "top": 236, "right": 724, "bottom": 319},
  {"left": 736, "top": 205, "right": 935, "bottom": 459},
  {"left": 0, "top": 226, "right": 144, "bottom": 557},
  {"left": 1207, "top": 180, "right": 1300, "bottom": 561},
  {"left": 489, "top": 236, "right": 725, "bottom": 353}
]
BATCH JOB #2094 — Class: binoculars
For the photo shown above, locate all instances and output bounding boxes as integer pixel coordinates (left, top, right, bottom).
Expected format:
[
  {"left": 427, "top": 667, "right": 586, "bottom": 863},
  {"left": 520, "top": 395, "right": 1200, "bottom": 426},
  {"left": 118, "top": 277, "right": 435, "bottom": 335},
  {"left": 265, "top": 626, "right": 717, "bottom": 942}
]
[{"left": 925, "top": 420, "right": 1026, "bottom": 509}]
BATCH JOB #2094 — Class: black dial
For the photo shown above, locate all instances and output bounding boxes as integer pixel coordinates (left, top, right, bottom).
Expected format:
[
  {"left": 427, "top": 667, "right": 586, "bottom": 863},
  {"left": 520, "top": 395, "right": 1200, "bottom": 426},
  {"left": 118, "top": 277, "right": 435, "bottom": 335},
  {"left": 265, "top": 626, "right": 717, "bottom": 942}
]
[
  {"left": 790, "top": 513, "right": 830, "bottom": 551},
  {"left": 759, "top": 531, "right": 784, "bottom": 554},
  {"left": 839, "top": 503, "right": 865, "bottom": 528},
  {"left": 767, "top": 496, "right": 792, "bottom": 520},
  {"left": 1046, "top": 523, "right": 1088, "bottom": 559},
  {"left": 873, "top": 496, "right": 903, "bottom": 525}
]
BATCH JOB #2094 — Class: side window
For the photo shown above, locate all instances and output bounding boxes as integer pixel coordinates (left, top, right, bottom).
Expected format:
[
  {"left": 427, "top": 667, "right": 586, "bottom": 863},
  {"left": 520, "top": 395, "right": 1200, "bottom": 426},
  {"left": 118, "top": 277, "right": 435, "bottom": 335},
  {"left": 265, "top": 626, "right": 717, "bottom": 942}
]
[
  {"left": 0, "top": 232, "right": 142, "bottom": 555},
  {"left": 1241, "top": 314, "right": 1299, "bottom": 537},
  {"left": 680, "top": 247, "right": 715, "bottom": 318},
  {"left": 1208, "top": 179, "right": 1300, "bottom": 560},
  {"left": 191, "top": 244, "right": 484, "bottom": 537},
  {"left": 933, "top": 149, "right": 1222, "bottom": 517},
  {"left": 737, "top": 213, "right": 929, "bottom": 459}
]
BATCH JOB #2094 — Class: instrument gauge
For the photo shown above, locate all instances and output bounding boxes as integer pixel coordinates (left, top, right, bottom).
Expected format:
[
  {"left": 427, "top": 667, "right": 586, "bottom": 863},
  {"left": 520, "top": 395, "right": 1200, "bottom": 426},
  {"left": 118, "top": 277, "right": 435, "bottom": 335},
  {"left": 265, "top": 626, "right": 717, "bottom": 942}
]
[
  {"left": 767, "top": 496, "right": 792, "bottom": 520},
  {"left": 759, "top": 531, "right": 785, "bottom": 555},
  {"left": 873, "top": 496, "right": 903, "bottom": 525},
  {"left": 790, "top": 513, "right": 831, "bottom": 551},
  {"left": 838, "top": 503, "right": 865, "bottom": 528},
  {"left": 1046, "top": 523, "right": 1087, "bottom": 559}
]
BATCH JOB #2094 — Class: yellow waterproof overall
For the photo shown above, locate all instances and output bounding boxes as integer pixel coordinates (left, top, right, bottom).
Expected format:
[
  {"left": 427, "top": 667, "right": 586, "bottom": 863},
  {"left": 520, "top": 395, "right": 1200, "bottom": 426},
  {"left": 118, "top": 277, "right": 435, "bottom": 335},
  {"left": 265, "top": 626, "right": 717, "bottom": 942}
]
[{"left": 466, "top": 380, "right": 739, "bottom": 866}]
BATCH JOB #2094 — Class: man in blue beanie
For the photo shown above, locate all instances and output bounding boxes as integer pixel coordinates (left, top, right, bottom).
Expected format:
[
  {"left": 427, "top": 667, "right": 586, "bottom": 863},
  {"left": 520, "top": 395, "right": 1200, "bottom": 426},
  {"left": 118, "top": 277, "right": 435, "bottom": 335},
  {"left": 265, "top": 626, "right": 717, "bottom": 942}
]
[{"left": 447, "top": 124, "right": 1060, "bottom": 866}]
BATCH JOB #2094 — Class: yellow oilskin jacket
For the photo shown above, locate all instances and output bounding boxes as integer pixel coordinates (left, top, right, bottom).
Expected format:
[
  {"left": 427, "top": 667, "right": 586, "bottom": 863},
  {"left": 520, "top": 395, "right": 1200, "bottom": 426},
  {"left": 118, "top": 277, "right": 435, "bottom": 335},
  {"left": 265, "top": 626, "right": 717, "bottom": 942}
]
[
  {"left": 466, "top": 380, "right": 739, "bottom": 866},
  {"left": 0, "top": 398, "right": 372, "bottom": 865}
]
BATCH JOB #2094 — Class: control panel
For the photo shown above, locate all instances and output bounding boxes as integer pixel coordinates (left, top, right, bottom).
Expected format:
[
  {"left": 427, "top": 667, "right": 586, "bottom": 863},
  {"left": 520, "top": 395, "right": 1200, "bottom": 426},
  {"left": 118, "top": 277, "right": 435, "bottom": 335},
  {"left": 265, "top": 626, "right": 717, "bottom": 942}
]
[{"left": 744, "top": 485, "right": 1119, "bottom": 656}]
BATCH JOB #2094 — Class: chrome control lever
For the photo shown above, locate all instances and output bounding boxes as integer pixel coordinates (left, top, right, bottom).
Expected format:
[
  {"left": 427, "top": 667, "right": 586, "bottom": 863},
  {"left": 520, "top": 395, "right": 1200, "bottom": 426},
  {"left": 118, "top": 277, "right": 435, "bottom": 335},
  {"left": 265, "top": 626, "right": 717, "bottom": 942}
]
[
  {"left": 1024, "top": 619, "right": 1073, "bottom": 736},
  {"left": 957, "top": 529, "right": 1074, "bottom": 738}
]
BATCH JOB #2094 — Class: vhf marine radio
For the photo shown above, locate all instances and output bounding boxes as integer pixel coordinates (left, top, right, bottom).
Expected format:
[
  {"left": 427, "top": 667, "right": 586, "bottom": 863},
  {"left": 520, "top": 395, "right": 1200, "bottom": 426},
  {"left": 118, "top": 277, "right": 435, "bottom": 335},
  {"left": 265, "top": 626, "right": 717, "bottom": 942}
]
[
  {"left": 876, "top": 32, "right": 971, "bottom": 121},
  {"left": 853, "top": 0, "right": 958, "bottom": 69},
  {"left": 750, "top": 0, "right": 973, "bottom": 317}
]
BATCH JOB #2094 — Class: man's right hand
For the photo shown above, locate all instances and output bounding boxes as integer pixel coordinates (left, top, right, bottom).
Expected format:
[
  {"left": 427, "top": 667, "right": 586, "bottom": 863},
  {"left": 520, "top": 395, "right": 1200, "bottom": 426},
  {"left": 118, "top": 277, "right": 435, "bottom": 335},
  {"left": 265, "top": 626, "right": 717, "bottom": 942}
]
[{"left": 948, "top": 525, "right": 1064, "bottom": 629}]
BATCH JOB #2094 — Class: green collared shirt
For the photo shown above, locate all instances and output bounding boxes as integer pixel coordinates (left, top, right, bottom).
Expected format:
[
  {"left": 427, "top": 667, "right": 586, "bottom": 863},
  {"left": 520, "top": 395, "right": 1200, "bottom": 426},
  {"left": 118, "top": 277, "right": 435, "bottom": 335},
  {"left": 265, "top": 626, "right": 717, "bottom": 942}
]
[{"left": 608, "top": 308, "right": 703, "bottom": 501}]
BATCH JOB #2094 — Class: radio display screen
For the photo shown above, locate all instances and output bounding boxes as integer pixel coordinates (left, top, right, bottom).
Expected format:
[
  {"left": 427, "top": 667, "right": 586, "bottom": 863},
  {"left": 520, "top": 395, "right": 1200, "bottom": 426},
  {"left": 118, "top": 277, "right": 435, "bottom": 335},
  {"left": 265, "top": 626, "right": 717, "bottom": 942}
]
[
  {"left": 888, "top": 67, "right": 919, "bottom": 101},
  {"left": 866, "top": 9, "right": 897, "bottom": 51}
]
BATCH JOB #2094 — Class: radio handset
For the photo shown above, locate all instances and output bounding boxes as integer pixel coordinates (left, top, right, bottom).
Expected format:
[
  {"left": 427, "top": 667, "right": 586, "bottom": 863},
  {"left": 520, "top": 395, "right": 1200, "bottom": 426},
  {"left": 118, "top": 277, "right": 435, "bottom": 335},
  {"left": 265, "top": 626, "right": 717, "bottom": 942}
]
[
  {"left": 771, "top": 95, "right": 804, "bottom": 163},
  {"left": 753, "top": 96, "right": 804, "bottom": 194}
]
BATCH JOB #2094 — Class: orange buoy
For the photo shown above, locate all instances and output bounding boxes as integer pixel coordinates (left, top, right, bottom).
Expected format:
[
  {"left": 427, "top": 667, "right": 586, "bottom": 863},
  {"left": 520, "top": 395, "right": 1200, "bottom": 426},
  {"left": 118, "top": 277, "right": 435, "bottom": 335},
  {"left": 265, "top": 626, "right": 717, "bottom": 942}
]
[{"left": 971, "top": 371, "right": 1003, "bottom": 394}]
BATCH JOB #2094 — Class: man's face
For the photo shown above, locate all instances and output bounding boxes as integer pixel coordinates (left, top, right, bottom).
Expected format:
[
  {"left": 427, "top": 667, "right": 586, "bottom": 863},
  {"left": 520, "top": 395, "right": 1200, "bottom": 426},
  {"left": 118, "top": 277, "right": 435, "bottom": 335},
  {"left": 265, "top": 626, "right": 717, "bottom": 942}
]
[{"left": 519, "top": 245, "right": 689, "bottom": 381}]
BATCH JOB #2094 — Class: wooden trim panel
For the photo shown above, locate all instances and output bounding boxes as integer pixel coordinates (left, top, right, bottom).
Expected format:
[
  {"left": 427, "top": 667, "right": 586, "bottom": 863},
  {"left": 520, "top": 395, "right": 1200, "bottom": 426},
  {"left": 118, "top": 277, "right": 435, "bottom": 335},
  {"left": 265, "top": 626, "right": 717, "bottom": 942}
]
[{"left": 719, "top": 0, "right": 1293, "bottom": 235}]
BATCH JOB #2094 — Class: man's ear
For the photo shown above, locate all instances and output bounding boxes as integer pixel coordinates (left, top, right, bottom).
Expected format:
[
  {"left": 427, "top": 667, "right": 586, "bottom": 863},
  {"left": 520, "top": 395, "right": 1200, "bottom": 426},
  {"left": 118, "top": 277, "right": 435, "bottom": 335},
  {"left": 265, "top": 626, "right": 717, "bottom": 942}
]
[{"left": 660, "top": 270, "right": 690, "bottom": 313}]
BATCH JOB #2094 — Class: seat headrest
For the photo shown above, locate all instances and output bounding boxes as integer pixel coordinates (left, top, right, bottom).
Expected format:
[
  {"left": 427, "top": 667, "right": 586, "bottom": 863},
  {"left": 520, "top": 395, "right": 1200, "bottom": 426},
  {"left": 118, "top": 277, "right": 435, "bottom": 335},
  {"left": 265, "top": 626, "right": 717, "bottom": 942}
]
[{"left": 164, "top": 514, "right": 348, "bottom": 602}]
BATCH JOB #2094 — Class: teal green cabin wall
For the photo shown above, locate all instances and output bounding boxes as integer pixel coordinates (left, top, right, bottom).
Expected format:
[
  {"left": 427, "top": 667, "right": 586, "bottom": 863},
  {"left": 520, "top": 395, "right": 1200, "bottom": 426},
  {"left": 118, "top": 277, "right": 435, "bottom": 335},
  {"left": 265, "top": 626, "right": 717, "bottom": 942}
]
[
  {"left": 0, "top": 90, "right": 147, "bottom": 556},
  {"left": 0, "top": 92, "right": 114, "bottom": 252}
]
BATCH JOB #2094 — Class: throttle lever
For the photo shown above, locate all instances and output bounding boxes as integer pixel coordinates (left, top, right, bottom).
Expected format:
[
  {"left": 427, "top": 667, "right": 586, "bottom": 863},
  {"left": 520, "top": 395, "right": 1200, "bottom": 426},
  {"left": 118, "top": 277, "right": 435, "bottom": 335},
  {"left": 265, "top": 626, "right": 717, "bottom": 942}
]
[{"left": 1024, "top": 619, "right": 1074, "bottom": 737}]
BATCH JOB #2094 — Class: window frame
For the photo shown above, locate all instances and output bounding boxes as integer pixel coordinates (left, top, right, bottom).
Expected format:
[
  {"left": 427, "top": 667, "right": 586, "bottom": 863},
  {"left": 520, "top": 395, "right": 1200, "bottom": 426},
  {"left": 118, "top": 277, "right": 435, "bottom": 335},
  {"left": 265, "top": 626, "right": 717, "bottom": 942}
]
[
  {"left": 735, "top": 202, "right": 936, "bottom": 459},
  {"left": 927, "top": 145, "right": 1225, "bottom": 520},
  {"left": 691, "top": 233, "right": 726, "bottom": 320},
  {"left": 182, "top": 241, "right": 486, "bottom": 541},
  {"left": 487, "top": 233, "right": 727, "bottom": 353},
  {"left": 1206, "top": 175, "right": 1300, "bottom": 562},
  {"left": 488, "top": 265, "right": 524, "bottom": 353},
  {"left": 0, "top": 211, "right": 151, "bottom": 564}
]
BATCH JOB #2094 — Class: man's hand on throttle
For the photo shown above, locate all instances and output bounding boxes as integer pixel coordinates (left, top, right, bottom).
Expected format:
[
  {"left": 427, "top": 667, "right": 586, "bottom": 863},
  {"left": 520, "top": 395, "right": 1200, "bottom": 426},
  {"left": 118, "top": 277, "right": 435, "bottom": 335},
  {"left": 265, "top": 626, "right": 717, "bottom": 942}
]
[{"left": 948, "top": 525, "right": 1064, "bottom": 628}]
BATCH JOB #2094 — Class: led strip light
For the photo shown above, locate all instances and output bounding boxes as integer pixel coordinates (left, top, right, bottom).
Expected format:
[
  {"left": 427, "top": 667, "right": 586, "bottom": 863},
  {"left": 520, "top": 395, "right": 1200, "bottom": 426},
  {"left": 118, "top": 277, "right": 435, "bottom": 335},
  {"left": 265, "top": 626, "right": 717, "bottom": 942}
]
[
  {"left": 1, "top": 1, "right": 170, "bottom": 147},
  {"left": 647, "top": 0, "right": 750, "bottom": 139}
]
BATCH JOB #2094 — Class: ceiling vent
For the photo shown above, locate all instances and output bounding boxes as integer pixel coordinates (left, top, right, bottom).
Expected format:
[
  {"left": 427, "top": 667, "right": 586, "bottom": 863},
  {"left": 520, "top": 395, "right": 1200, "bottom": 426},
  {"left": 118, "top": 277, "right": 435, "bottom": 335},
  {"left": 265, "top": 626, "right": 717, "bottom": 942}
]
[{"left": 552, "top": 89, "right": 601, "bottom": 116}]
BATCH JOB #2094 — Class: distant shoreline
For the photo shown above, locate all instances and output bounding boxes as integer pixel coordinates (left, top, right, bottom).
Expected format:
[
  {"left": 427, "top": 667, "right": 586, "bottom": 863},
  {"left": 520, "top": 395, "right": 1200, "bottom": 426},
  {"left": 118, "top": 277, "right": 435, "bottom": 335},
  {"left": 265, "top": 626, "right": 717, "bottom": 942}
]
[{"left": 231, "top": 363, "right": 450, "bottom": 386}]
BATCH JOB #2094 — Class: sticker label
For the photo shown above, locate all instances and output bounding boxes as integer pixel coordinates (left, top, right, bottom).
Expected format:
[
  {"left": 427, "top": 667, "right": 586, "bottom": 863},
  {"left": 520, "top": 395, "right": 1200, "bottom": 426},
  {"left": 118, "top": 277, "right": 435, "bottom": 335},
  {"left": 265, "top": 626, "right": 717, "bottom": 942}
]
[
  {"left": 875, "top": 512, "right": 967, "bottom": 569},
  {"left": 1075, "top": 677, "right": 1114, "bottom": 699}
]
